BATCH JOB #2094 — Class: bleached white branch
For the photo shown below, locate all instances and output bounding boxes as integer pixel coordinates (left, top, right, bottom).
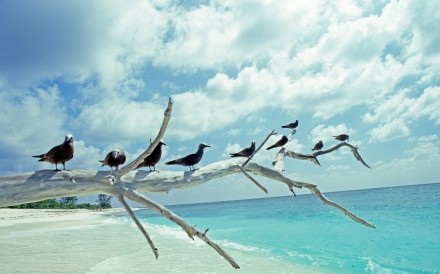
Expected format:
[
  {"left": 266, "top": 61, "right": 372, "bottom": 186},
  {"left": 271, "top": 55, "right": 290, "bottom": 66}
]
[
  {"left": 0, "top": 159, "right": 375, "bottom": 229},
  {"left": 116, "top": 195, "right": 159, "bottom": 259},
  {"left": 114, "top": 187, "right": 240, "bottom": 269},
  {"left": 273, "top": 142, "right": 371, "bottom": 172}
]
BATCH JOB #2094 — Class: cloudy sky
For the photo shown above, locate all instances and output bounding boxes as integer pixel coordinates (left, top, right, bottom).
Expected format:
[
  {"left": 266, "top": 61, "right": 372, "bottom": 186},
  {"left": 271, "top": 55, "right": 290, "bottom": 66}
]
[{"left": 1, "top": 0, "right": 439, "bottom": 205}]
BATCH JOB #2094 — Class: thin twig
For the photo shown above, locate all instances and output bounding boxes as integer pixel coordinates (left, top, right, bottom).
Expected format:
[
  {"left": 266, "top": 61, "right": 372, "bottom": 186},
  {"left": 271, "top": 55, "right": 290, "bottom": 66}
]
[
  {"left": 116, "top": 195, "right": 159, "bottom": 258},
  {"left": 307, "top": 186, "right": 376, "bottom": 228},
  {"left": 119, "top": 188, "right": 240, "bottom": 269},
  {"left": 239, "top": 166, "right": 268, "bottom": 193}
]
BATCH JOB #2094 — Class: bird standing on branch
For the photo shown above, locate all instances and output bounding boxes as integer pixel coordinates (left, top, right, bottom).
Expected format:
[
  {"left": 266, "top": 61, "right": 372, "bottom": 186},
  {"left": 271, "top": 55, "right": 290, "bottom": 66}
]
[
  {"left": 281, "top": 120, "right": 298, "bottom": 130},
  {"left": 136, "top": 140, "right": 166, "bottom": 171},
  {"left": 312, "top": 140, "right": 323, "bottom": 151},
  {"left": 32, "top": 134, "right": 74, "bottom": 171},
  {"left": 165, "top": 143, "right": 211, "bottom": 171},
  {"left": 334, "top": 134, "right": 349, "bottom": 142},
  {"left": 266, "top": 135, "right": 288, "bottom": 150},
  {"left": 230, "top": 141, "right": 256, "bottom": 158},
  {"left": 99, "top": 149, "right": 126, "bottom": 173}
]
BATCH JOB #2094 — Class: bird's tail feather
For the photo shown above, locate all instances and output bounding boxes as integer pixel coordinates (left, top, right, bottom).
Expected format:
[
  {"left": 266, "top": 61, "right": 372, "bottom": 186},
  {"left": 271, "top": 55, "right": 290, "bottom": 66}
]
[
  {"left": 165, "top": 160, "right": 179, "bottom": 165},
  {"left": 32, "top": 154, "right": 45, "bottom": 158}
]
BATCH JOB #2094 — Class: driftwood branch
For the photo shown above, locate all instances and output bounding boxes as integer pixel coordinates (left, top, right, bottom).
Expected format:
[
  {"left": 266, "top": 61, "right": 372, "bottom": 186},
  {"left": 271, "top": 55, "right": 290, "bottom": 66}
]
[
  {"left": 114, "top": 187, "right": 240, "bottom": 269},
  {"left": 116, "top": 195, "right": 159, "bottom": 258},
  {"left": 273, "top": 142, "right": 371, "bottom": 172},
  {"left": 0, "top": 99, "right": 376, "bottom": 270},
  {"left": 0, "top": 160, "right": 375, "bottom": 228}
]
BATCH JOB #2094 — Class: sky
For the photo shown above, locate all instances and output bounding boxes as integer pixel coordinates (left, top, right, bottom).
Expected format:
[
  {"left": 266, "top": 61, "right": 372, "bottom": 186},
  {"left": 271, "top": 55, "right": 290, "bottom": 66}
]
[{"left": 0, "top": 0, "right": 439, "bottom": 206}]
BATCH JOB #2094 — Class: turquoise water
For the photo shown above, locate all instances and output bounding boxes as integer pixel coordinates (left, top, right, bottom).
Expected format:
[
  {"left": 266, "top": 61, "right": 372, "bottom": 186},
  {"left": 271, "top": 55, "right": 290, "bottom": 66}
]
[{"left": 136, "top": 183, "right": 440, "bottom": 273}]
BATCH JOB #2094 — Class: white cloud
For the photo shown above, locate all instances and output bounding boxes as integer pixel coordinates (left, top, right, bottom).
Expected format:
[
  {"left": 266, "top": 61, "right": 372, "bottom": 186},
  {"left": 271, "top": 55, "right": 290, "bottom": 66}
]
[
  {"left": 0, "top": 0, "right": 168, "bottom": 91},
  {"left": 369, "top": 119, "right": 410, "bottom": 143},
  {"left": 74, "top": 97, "right": 165, "bottom": 145},
  {"left": 0, "top": 86, "right": 66, "bottom": 160},
  {"left": 365, "top": 87, "right": 440, "bottom": 143}
]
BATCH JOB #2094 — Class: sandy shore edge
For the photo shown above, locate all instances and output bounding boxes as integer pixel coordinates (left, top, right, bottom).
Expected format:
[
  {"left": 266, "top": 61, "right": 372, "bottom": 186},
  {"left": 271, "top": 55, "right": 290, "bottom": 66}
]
[{"left": 0, "top": 208, "right": 129, "bottom": 227}]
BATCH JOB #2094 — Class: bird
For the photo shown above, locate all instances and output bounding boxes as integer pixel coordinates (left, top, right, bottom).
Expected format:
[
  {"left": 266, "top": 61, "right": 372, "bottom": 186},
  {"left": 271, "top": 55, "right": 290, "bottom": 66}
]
[
  {"left": 32, "top": 134, "right": 74, "bottom": 171},
  {"left": 281, "top": 119, "right": 298, "bottom": 130},
  {"left": 230, "top": 141, "right": 256, "bottom": 158},
  {"left": 99, "top": 149, "right": 126, "bottom": 172},
  {"left": 266, "top": 135, "right": 288, "bottom": 150},
  {"left": 312, "top": 140, "right": 323, "bottom": 151},
  {"left": 135, "top": 140, "right": 166, "bottom": 171},
  {"left": 334, "top": 134, "right": 349, "bottom": 142},
  {"left": 165, "top": 143, "right": 211, "bottom": 171}
]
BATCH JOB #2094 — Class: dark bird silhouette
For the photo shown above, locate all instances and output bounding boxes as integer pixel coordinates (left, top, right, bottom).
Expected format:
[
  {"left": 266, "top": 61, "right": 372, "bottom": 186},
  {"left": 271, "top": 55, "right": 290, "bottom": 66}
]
[
  {"left": 230, "top": 141, "right": 256, "bottom": 158},
  {"left": 312, "top": 140, "right": 323, "bottom": 151},
  {"left": 32, "top": 134, "right": 74, "bottom": 171},
  {"left": 266, "top": 135, "right": 288, "bottom": 150},
  {"left": 334, "top": 134, "right": 349, "bottom": 142},
  {"left": 99, "top": 149, "right": 126, "bottom": 172},
  {"left": 165, "top": 143, "right": 211, "bottom": 171},
  {"left": 136, "top": 140, "right": 166, "bottom": 171},
  {"left": 281, "top": 119, "right": 298, "bottom": 129}
]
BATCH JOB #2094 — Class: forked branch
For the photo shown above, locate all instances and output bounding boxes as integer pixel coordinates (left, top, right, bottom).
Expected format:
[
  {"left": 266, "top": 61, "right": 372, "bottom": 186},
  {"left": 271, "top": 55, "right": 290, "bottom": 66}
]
[{"left": 273, "top": 142, "right": 371, "bottom": 172}]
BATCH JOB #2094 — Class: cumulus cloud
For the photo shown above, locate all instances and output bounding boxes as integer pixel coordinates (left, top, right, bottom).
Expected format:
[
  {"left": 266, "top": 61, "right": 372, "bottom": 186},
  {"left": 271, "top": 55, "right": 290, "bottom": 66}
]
[
  {"left": 74, "top": 97, "right": 166, "bottom": 145},
  {"left": 0, "top": 86, "right": 66, "bottom": 160},
  {"left": 0, "top": 0, "right": 168, "bottom": 90},
  {"left": 365, "top": 87, "right": 440, "bottom": 142}
]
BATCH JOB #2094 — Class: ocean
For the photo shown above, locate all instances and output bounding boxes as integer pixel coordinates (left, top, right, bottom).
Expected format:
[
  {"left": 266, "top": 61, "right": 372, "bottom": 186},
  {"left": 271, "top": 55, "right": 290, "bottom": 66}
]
[{"left": 1, "top": 183, "right": 439, "bottom": 273}]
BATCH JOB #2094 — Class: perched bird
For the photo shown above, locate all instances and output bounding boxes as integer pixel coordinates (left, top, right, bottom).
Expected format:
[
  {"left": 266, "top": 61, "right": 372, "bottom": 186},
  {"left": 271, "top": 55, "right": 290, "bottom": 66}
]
[
  {"left": 32, "top": 134, "right": 74, "bottom": 171},
  {"left": 312, "top": 140, "right": 323, "bottom": 151},
  {"left": 165, "top": 143, "right": 211, "bottom": 171},
  {"left": 230, "top": 141, "right": 256, "bottom": 158},
  {"left": 281, "top": 119, "right": 299, "bottom": 130},
  {"left": 99, "top": 149, "right": 126, "bottom": 172},
  {"left": 266, "top": 135, "right": 288, "bottom": 150},
  {"left": 136, "top": 140, "right": 166, "bottom": 171},
  {"left": 334, "top": 134, "right": 349, "bottom": 142}
]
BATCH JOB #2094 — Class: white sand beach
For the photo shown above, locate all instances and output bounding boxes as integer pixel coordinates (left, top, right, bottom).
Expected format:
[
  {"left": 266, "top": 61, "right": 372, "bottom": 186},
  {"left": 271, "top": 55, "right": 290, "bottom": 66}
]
[
  {"left": 0, "top": 208, "right": 315, "bottom": 274},
  {"left": 0, "top": 208, "right": 124, "bottom": 228}
]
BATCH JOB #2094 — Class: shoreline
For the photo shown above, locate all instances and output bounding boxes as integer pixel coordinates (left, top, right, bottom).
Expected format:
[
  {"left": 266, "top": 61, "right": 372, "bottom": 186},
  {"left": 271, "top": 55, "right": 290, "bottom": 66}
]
[
  {"left": 0, "top": 208, "right": 127, "bottom": 228},
  {"left": 0, "top": 208, "right": 333, "bottom": 273}
]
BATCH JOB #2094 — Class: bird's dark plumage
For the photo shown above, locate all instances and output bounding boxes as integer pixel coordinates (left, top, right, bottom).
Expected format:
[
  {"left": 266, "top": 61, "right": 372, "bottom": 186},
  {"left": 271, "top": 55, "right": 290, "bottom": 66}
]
[
  {"left": 165, "top": 143, "right": 210, "bottom": 171},
  {"left": 230, "top": 141, "right": 256, "bottom": 158},
  {"left": 136, "top": 140, "right": 166, "bottom": 171},
  {"left": 99, "top": 149, "right": 126, "bottom": 172},
  {"left": 266, "top": 135, "right": 288, "bottom": 150},
  {"left": 32, "top": 134, "right": 74, "bottom": 171},
  {"left": 334, "top": 134, "right": 349, "bottom": 142},
  {"left": 282, "top": 120, "right": 298, "bottom": 129},
  {"left": 312, "top": 140, "right": 323, "bottom": 151}
]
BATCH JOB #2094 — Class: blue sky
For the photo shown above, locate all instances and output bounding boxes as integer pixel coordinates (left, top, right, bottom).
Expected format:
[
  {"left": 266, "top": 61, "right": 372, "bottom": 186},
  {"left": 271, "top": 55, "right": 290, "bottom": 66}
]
[{"left": 0, "top": 0, "right": 439, "bottom": 205}]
